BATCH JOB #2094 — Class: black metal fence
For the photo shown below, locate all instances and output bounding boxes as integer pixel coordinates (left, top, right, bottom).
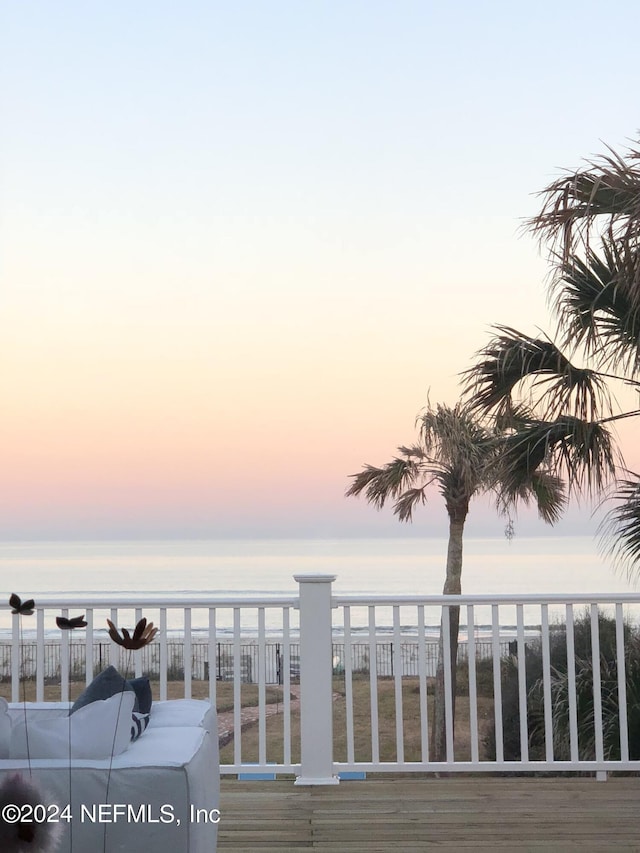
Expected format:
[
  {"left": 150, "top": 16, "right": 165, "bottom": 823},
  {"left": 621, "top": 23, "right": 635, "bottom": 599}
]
[{"left": 1, "top": 639, "right": 510, "bottom": 684}]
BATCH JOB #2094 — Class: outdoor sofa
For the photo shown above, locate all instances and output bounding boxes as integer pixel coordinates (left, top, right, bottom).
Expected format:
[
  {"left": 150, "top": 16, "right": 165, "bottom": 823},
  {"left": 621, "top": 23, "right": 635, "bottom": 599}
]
[{"left": 0, "top": 696, "right": 219, "bottom": 852}]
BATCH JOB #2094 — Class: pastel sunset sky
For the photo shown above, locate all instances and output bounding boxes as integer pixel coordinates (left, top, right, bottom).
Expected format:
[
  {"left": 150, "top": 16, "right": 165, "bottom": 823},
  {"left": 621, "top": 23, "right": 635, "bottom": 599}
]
[{"left": 1, "top": 1, "right": 638, "bottom": 540}]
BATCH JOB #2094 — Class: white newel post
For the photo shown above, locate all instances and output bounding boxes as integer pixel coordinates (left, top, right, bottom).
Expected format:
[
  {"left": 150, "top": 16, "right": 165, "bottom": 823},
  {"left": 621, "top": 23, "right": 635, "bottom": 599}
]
[{"left": 294, "top": 573, "right": 340, "bottom": 786}]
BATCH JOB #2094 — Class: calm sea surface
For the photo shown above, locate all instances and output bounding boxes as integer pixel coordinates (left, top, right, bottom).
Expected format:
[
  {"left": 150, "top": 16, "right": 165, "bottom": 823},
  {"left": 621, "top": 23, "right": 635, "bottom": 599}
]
[
  {"left": 0, "top": 537, "right": 636, "bottom": 637},
  {"left": 0, "top": 535, "right": 635, "bottom": 597}
]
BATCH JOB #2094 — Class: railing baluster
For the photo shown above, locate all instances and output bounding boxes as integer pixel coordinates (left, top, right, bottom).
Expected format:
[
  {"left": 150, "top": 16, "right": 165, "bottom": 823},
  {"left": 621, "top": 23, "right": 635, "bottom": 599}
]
[
  {"left": 60, "top": 607, "right": 69, "bottom": 701},
  {"left": 344, "top": 606, "right": 355, "bottom": 765},
  {"left": 85, "top": 609, "right": 94, "bottom": 687},
  {"left": 541, "top": 604, "right": 553, "bottom": 762},
  {"left": 36, "top": 609, "right": 45, "bottom": 701},
  {"left": 258, "top": 607, "right": 267, "bottom": 766},
  {"left": 467, "top": 605, "right": 478, "bottom": 764},
  {"left": 566, "top": 603, "right": 578, "bottom": 762},
  {"left": 392, "top": 605, "right": 404, "bottom": 764},
  {"left": 615, "top": 602, "right": 629, "bottom": 762},
  {"left": 516, "top": 603, "right": 528, "bottom": 762},
  {"left": 11, "top": 613, "right": 19, "bottom": 703},
  {"left": 368, "top": 605, "right": 379, "bottom": 764},
  {"left": 109, "top": 607, "right": 119, "bottom": 672},
  {"left": 233, "top": 607, "right": 242, "bottom": 767},
  {"left": 442, "top": 605, "right": 454, "bottom": 763},
  {"left": 417, "top": 604, "right": 429, "bottom": 762},
  {"left": 208, "top": 608, "right": 217, "bottom": 707},
  {"left": 184, "top": 607, "right": 192, "bottom": 699},
  {"left": 282, "top": 607, "right": 292, "bottom": 768},
  {"left": 159, "top": 608, "right": 168, "bottom": 700},
  {"left": 591, "top": 603, "right": 604, "bottom": 766},
  {"left": 491, "top": 604, "right": 503, "bottom": 764},
  {"left": 134, "top": 607, "right": 143, "bottom": 678}
]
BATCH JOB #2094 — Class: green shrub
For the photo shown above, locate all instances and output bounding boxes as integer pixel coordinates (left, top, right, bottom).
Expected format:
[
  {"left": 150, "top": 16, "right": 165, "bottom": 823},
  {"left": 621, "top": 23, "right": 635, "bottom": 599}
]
[
  {"left": 542, "top": 637, "right": 640, "bottom": 760},
  {"left": 485, "top": 611, "right": 640, "bottom": 761}
]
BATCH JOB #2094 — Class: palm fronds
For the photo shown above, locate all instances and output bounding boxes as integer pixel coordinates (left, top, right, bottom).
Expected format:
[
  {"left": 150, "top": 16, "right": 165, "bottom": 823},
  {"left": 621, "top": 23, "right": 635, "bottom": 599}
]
[
  {"left": 599, "top": 474, "right": 640, "bottom": 579},
  {"left": 417, "top": 402, "right": 490, "bottom": 496},
  {"left": 554, "top": 244, "right": 640, "bottom": 375},
  {"left": 528, "top": 141, "right": 640, "bottom": 375},
  {"left": 496, "top": 468, "right": 566, "bottom": 525},
  {"left": 346, "top": 453, "right": 429, "bottom": 514},
  {"left": 529, "top": 142, "right": 640, "bottom": 259},
  {"left": 347, "top": 401, "right": 567, "bottom": 529},
  {"left": 496, "top": 415, "right": 616, "bottom": 499},
  {"left": 464, "top": 326, "right": 612, "bottom": 422},
  {"left": 393, "top": 487, "right": 429, "bottom": 522},
  {"left": 463, "top": 139, "right": 640, "bottom": 572}
]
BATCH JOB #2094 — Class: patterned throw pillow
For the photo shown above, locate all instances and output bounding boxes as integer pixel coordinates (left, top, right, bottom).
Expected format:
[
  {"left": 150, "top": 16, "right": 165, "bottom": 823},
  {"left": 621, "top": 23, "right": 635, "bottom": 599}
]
[
  {"left": 131, "top": 709, "right": 151, "bottom": 740},
  {"left": 127, "top": 676, "right": 152, "bottom": 714}
]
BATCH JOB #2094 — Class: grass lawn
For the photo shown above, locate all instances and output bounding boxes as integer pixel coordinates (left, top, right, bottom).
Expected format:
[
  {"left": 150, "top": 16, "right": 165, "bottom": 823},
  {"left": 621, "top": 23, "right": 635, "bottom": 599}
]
[{"left": 219, "top": 675, "right": 494, "bottom": 764}]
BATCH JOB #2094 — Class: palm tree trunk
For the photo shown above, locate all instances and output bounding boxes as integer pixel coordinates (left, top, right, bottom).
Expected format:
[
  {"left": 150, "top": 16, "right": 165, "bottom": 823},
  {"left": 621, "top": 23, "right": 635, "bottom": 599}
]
[{"left": 431, "top": 512, "right": 465, "bottom": 763}]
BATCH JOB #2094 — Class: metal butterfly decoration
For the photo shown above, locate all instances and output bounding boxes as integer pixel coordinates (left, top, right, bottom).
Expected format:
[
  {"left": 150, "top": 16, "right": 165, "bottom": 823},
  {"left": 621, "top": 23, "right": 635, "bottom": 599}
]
[
  {"left": 9, "top": 594, "right": 35, "bottom": 616},
  {"left": 106, "top": 617, "right": 158, "bottom": 650},
  {"left": 56, "top": 615, "right": 88, "bottom": 630}
]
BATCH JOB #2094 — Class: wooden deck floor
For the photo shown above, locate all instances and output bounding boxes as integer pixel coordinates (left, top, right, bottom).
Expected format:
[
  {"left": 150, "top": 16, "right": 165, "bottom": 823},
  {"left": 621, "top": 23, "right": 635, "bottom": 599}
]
[{"left": 219, "top": 777, "right": 640, "bottom": 851}]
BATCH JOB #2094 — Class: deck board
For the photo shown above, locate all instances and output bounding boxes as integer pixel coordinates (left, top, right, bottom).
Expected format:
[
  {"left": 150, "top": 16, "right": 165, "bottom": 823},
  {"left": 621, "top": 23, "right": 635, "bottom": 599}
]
[{"left": 219, "top": 777, "right": 640, "bottom": 851}]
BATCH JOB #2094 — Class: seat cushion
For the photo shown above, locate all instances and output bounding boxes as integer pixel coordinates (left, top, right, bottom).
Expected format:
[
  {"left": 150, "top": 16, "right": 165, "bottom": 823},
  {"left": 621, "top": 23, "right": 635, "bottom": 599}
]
[{"left": 149, "top": 699, "right": 215, "bottom": 733}]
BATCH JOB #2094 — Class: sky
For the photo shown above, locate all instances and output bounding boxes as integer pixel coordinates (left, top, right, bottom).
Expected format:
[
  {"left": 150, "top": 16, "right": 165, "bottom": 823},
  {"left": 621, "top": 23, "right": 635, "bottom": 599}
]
[{"left": 1, "top": 1, "right": 639, "bottom": 540}]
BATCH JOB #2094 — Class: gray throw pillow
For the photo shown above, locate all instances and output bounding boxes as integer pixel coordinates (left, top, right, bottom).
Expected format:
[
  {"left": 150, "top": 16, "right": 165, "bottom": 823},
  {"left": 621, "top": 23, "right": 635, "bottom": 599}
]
[{"left": 70, "top": 665, "right": 135, "bottom": 714}]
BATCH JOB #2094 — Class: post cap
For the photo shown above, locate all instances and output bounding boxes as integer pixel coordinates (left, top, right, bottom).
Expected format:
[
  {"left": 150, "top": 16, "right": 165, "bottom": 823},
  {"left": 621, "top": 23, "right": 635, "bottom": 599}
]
[{"left": 293, "top": 574, "right": 337, "bottom": 583}]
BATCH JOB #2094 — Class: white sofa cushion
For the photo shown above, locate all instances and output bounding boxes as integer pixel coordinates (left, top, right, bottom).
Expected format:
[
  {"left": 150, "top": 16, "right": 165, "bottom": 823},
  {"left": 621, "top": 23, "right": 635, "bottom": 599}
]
[
  {"left": 10, "top": 692, "right": 135, "bottom": 759},
  {"left": 149, "top": 698, "right": 215, "bottom": 733}
]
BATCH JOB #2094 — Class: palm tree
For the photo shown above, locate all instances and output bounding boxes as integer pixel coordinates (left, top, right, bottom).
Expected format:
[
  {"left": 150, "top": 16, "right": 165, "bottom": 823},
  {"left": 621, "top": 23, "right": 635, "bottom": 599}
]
[
  {"left": 346, "top": 401, "right": 565, "bottom": 762},
  {"left": 463, "top": 139, "right": 640, "bottom": 574}
]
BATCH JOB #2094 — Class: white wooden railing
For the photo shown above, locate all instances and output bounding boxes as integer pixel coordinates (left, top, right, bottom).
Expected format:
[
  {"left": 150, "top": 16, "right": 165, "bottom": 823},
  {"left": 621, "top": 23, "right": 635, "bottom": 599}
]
[{"left": 5, "top": 577, "right": 640, "bottom": 783}]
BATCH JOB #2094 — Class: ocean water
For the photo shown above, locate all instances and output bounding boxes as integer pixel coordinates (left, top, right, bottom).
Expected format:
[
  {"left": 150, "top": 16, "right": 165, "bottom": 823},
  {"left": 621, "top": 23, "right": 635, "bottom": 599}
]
[
  {"left": 0, "top": 536, "right": 636, "bottom": 637},
  {"left": 0, "top": 535, "right": 634, "bottom": 597}
]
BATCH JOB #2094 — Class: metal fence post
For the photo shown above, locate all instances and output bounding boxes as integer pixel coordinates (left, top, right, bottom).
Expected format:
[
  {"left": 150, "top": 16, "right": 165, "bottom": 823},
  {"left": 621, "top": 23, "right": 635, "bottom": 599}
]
[{"left": 294, "top": 573, "right": 339, "bottom": 786}]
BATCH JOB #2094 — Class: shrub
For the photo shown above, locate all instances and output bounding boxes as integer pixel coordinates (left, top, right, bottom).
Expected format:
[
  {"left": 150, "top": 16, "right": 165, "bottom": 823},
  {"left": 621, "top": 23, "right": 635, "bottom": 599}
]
[
  {"left": 455, "top": 656, "right": 495, "bottom": 698},
  {"left": 485, "top": 611, "right": 640, "bottom": 761},
  {"left": 542, "top": 636, "right": 640, "bottom": 760}
]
